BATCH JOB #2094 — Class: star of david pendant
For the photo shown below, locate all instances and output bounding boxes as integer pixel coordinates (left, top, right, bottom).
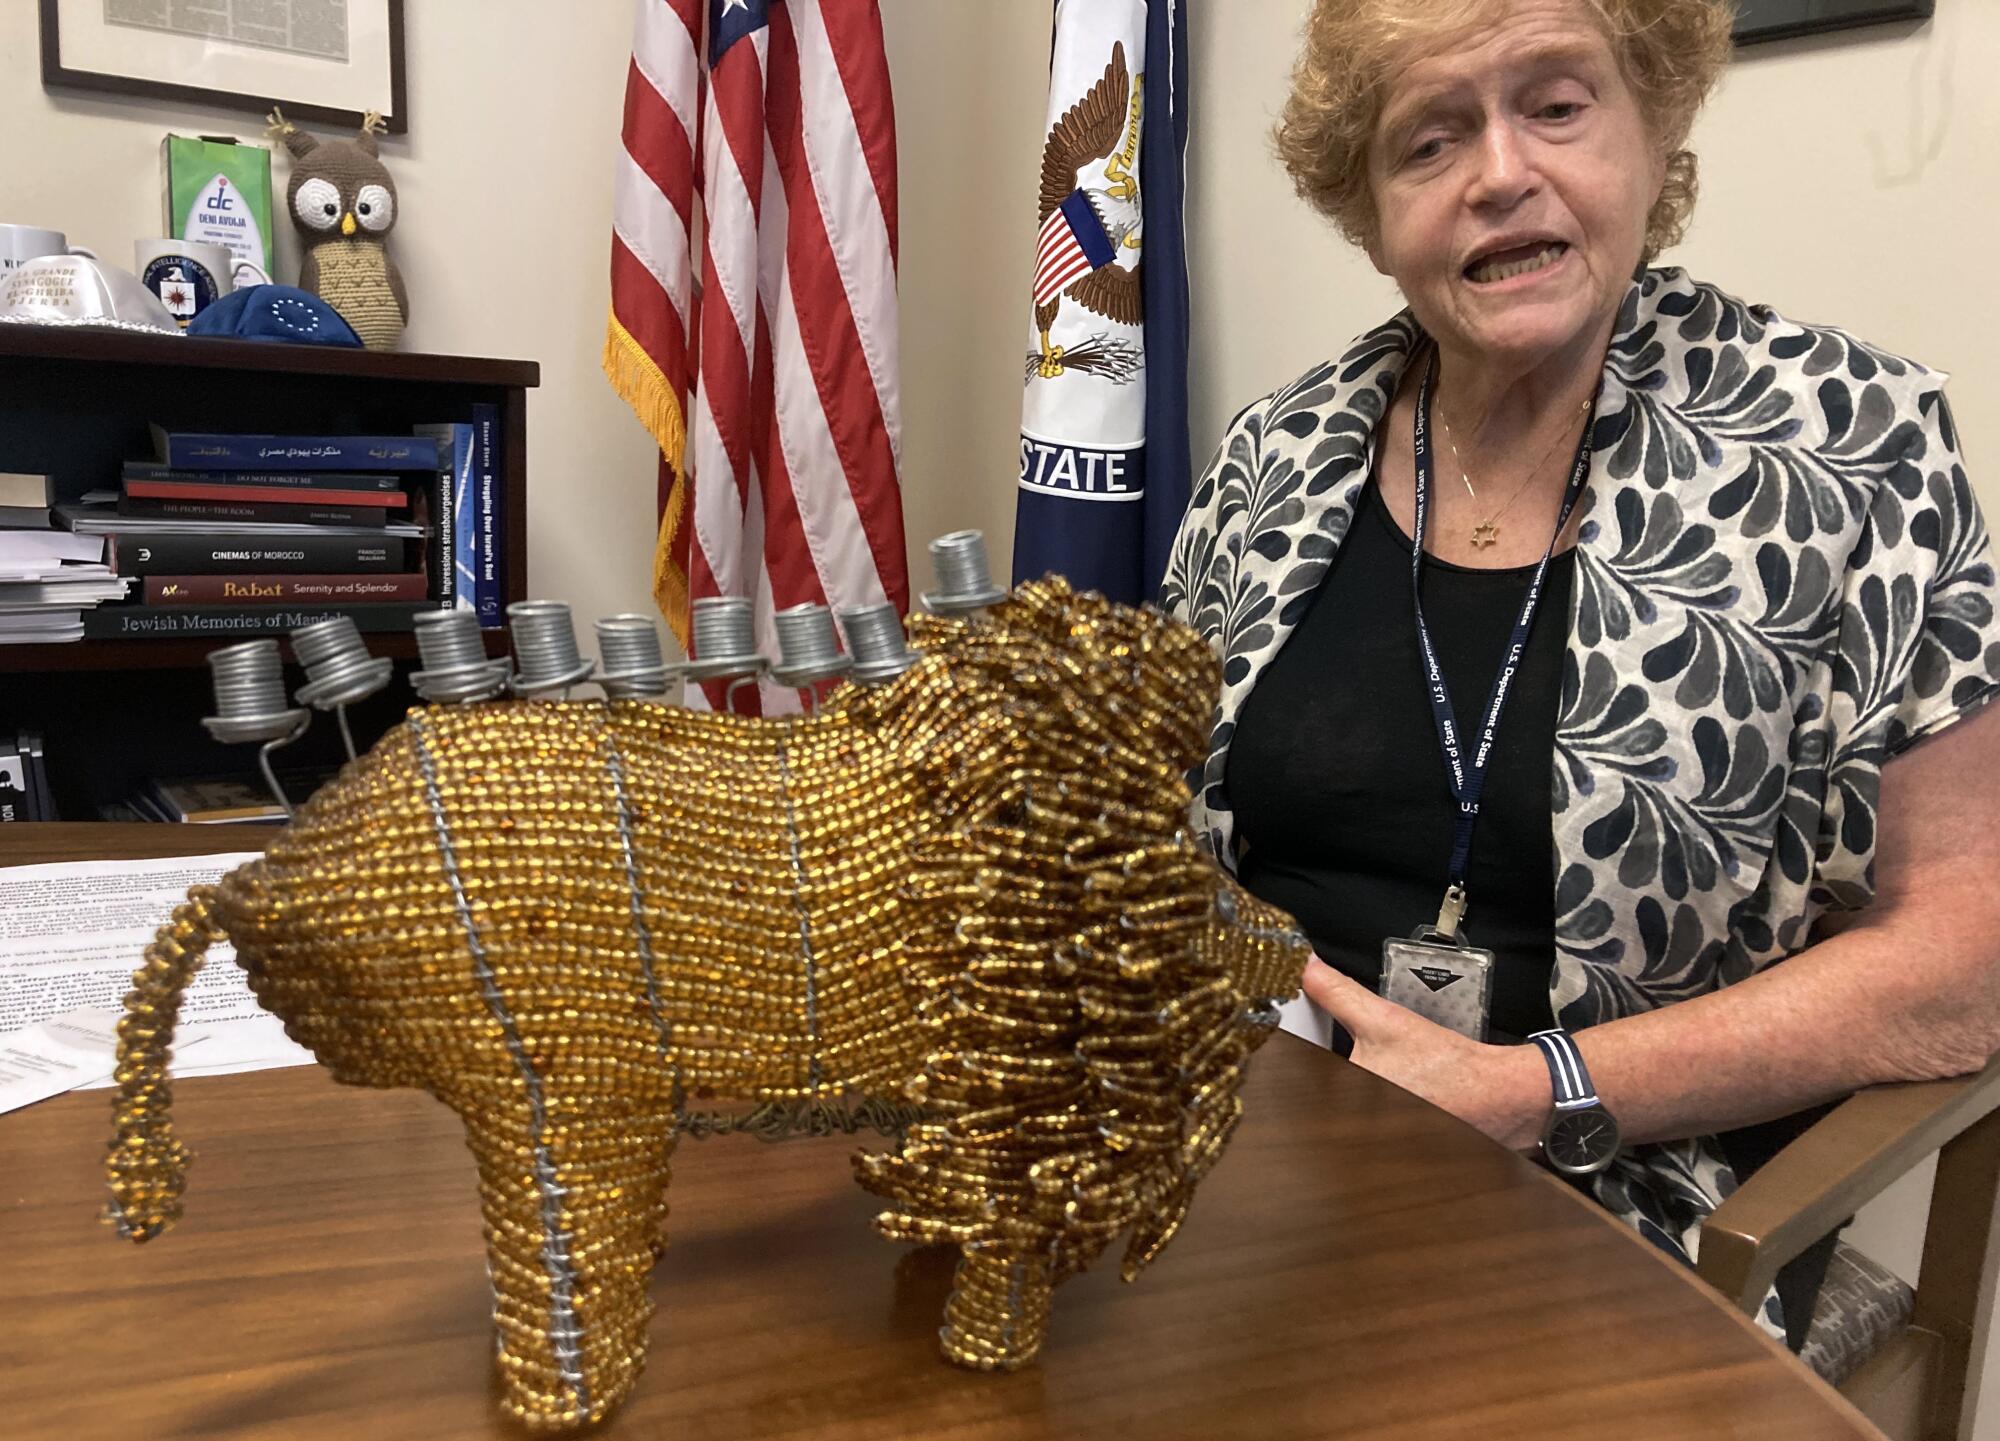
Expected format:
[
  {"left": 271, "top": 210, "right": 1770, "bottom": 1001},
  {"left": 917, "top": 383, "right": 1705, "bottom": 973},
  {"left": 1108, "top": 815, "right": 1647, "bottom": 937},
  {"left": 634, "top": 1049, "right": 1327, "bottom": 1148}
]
[{"left": 1470, "top": 521, "right": 1499, "bottom": 549}]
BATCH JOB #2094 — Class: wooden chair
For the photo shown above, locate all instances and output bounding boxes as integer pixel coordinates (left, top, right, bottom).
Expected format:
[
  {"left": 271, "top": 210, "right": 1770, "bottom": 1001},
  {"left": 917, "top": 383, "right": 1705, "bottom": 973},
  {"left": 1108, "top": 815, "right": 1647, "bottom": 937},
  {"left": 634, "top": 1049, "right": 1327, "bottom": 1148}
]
[{"left": 1698, "top": 1053, "right": 2000, "bottom": 1441}]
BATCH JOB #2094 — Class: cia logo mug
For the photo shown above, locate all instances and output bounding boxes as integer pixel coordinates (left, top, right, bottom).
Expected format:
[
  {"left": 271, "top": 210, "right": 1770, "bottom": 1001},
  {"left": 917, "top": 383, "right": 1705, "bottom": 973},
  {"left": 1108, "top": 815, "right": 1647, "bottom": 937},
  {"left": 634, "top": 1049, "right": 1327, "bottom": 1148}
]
[{"left": 134, "top": 238, "right": 270, "bottom": 326}]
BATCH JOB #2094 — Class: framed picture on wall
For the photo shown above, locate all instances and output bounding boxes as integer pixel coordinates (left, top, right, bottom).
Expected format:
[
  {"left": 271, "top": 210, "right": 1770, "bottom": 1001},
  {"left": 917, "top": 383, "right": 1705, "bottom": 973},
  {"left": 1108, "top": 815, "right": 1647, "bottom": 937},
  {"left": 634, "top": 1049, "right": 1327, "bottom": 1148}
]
[
  {"left": 39, "top": 0, "right": 407, "bottom": 134},
  {"left": 1735, "top": 0, "right": 1936, "bottom": 45}
]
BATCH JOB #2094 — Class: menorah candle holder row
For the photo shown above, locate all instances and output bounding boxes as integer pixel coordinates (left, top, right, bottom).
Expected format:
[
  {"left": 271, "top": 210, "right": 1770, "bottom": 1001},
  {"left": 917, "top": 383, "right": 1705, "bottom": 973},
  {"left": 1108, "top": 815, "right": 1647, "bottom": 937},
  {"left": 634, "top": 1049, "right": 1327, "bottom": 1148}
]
[{"left": 205, "top": 529, "right": 1011, "bottom": 812}]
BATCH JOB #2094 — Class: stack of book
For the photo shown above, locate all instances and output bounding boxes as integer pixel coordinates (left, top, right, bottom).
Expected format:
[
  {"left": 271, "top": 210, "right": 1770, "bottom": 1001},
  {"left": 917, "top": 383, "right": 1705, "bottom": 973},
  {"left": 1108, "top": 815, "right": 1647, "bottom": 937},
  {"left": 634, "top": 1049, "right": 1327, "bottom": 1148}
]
[
  {"left": 113, "top": 771, "right": 332, "bottom": 825},
  {"left": 0, "top": 473, "right": 131, "bottom": 643},
  {"left": 56, "top": 411, "right": 504, "bottom": 640}
]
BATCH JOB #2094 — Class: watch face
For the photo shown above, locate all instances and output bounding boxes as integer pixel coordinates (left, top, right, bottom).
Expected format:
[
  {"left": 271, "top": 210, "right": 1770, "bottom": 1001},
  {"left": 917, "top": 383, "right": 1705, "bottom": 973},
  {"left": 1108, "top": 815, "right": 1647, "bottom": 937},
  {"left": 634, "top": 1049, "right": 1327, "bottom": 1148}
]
[{"left": 1544, "top": 1106, "right": 1621, "bottom": 1175}]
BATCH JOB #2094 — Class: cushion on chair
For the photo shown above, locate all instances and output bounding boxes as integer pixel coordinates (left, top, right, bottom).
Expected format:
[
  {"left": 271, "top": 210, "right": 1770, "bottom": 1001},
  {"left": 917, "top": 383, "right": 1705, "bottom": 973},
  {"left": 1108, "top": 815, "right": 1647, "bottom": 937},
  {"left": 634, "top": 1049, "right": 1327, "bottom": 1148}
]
[{"left": 1799, "top": 1242, "right": 1915, "bottom": 1386}]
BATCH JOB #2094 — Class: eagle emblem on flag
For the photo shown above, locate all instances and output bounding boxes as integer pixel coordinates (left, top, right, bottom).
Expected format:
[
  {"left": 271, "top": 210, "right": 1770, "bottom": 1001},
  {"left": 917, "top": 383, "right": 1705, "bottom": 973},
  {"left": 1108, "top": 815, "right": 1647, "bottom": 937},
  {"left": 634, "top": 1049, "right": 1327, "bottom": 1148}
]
[{"left": 1028, "top": 41, "right": 1144, "bottom": 383}]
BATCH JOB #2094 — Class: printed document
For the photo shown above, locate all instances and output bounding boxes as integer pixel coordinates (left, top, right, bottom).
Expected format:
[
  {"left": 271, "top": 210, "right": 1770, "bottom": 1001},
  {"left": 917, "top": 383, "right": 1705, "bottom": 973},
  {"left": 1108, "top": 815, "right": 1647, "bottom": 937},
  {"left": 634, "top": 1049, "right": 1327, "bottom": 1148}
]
[{"left": 0, "top": 852, "right": 313, "bottom": 1113}]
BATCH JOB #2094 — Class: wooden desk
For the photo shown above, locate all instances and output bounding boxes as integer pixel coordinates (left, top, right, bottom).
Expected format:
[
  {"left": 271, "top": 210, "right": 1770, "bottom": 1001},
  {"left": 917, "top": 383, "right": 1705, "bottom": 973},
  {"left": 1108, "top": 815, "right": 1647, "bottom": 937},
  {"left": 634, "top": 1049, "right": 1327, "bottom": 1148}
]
[{"left": 0, "top": 826, "right": 1881, "bottom": 1439}]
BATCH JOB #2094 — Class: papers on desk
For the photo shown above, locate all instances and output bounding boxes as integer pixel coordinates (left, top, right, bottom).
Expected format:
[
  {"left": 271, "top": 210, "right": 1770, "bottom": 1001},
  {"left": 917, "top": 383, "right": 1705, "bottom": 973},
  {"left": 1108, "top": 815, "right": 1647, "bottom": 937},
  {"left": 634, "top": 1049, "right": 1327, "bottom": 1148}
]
[
  {"left": 0, "top": 1011, "right": 123, "bottom": 1113},
  {"left": 0, "top": 852, "right": 315, "bottom": 1115}
]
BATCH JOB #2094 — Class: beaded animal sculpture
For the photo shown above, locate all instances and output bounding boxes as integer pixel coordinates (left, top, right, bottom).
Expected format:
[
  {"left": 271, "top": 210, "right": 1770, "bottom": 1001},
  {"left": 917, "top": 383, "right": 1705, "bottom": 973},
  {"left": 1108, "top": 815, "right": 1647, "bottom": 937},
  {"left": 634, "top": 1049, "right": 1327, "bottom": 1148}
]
[{"left": 103, "top": 580, "right": 1310, "bottom": 1432}]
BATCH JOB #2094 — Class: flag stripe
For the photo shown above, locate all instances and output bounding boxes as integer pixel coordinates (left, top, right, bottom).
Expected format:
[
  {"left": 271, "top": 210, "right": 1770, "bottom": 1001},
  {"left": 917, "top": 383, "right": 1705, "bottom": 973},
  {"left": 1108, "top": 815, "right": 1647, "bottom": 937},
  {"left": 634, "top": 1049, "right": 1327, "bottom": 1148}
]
[
  {"left": 766, "top": 3, "right": 908, "bottom": 611},
  {"left": 613, "top": 150, "right": 693, "bottom": 319},
  {"left": 632, "top": 0, "right": 701, "bottom": 118},
  {"left": 753, "top": 132, "right": 870, "bottom": 621},
  {"left": 709, "top": 31, "right": 771, "bottom": 236},
  {"left": 790, "top": 0, "right": 904, "bottom": 466},
  {"left": 698, "top": 81, "right": 762, "bottom": 491},
  {"left": 747, "top": 237, "right": 831, "bottom": 621},
  {"left": 609, "top": 233, "right": 688, "bottom": 385},
  {"left": 772, "top": 268, "right": 892, "bottom": 615},
  {"left": 810, "top": 0, "right": 899, "bottom": 262},
  {"left": 620, "top": 58, "right": 694, "bottom": 231}
]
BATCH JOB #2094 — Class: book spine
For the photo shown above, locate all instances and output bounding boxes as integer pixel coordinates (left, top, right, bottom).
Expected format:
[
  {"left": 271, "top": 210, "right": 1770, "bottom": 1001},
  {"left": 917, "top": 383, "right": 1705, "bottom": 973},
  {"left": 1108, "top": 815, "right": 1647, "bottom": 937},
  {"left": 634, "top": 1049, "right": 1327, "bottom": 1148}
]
[
  {"left": 109, "top": 532, "right": 404, "bottom": 576},
  {"left": 0, "top": 743, "right": 27, "bottom": 823},
  {"left": 410, "top": 422, "right": 468, "bottom": 613},
  {"left": 118, "top": 496, "right": 389, "bottom": 527},
  {"left": 22, "top": 732, "right": 53, "bottom": 823},
  {"left": 472, "top": 403, "right": 502, "bottom": 625},
  {"left": 433, "top": 437, "right": 455, "bottom": 610},
  {"left": 144, "top": 573, "right": 430, "bottom": 604},
  {"left": 125, "top": 479, "right": 410, "bottom": 510},
  {"left": 123, "top": 465, "right": 405, "bottom": 493},
  {"left": 83, "top": 601, "right": 442, "bottom": 639},
  {"left": 153, "top": 431, "right": 439, "bottom": 472},
  {"left": 451, "top": 424, "right": 476, "bottom": 612}
]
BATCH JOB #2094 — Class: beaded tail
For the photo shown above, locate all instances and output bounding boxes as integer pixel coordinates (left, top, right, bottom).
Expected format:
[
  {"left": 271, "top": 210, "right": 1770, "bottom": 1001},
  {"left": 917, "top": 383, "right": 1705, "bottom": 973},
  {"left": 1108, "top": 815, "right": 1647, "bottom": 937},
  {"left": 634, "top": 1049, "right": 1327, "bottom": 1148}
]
[{"left": 103, "top": 886, "right": 228, "bottom": 1242}]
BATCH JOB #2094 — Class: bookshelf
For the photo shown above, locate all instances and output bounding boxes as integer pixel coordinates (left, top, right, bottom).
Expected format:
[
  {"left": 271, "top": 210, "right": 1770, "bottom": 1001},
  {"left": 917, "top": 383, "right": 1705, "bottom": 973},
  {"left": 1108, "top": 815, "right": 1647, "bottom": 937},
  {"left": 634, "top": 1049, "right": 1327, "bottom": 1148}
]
[{"left": 0, "top": 324, "right": 538, "bottom": 815}]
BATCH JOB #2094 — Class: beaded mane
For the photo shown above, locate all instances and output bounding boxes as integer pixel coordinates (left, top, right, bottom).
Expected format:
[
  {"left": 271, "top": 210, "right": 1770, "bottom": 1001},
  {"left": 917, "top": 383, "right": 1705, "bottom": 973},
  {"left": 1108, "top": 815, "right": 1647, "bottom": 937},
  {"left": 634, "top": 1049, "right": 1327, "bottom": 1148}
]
[{"left": 103, "top": 580, "right": 1309, "bottom": 1431}]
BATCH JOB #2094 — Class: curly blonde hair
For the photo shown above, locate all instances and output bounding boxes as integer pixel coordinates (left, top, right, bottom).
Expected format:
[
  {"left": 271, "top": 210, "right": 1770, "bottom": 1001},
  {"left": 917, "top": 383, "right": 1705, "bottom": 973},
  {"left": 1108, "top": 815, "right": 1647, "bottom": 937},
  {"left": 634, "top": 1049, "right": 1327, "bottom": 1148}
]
[{"left": 1275, "top": 0, "right": 1733, "bottom": 259}]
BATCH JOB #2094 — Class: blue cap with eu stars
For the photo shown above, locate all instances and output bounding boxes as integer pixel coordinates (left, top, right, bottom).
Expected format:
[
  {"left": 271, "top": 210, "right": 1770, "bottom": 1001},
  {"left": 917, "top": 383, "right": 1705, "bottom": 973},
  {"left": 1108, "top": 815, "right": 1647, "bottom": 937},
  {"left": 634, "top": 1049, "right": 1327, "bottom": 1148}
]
[{"left": 187, "top": 285, "right": 363, "bottom": 347}]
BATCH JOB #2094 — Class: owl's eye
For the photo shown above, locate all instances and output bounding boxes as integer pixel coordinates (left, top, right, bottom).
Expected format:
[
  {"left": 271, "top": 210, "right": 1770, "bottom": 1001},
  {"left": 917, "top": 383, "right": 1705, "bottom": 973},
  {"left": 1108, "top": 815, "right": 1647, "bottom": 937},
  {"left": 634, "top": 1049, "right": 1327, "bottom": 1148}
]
[
  {"left": 355, "top": 184, "right": 395, "bottom": 232},
  {"left": 294, "top": 178, "right": 342, "bottom": 231}
]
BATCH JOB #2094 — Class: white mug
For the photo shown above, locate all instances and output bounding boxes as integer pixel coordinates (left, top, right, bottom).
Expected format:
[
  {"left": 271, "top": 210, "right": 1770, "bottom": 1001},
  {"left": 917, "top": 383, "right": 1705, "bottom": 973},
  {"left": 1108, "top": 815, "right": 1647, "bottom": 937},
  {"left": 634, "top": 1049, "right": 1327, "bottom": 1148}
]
[
  {"left": 0, "top": 224, "right": 95, "bottom": 273},
  {"left": 133, "top": 238, "right": 271, "bottom": 326}
]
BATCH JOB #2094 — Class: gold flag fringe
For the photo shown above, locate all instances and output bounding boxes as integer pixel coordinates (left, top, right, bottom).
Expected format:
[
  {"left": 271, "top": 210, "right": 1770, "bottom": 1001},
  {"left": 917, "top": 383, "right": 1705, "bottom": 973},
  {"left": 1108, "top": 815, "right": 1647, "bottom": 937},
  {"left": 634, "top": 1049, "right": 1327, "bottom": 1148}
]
[{"left": 603, "top": 314, "right": 691, "bottom": 647}]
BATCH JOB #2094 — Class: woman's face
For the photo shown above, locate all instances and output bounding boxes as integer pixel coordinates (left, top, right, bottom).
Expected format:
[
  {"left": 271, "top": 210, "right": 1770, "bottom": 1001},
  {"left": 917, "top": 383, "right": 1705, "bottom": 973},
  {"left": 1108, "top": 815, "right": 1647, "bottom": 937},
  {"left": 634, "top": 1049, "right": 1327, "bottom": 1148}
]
[{"left": 1363, "top": 0, "right": 1665, "bottom": 375}]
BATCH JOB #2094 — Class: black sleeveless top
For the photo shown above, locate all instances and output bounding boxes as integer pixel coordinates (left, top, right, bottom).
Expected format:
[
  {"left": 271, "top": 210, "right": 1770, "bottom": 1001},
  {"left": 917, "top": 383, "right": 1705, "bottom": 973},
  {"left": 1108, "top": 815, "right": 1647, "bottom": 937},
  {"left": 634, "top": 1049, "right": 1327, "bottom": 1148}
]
[
  {"left": 1227, "top": 473, "right": 1571, "bottom": 1043},
  {"left": 1225, "top": 470, "right": 1839, "bottom": 1348}
]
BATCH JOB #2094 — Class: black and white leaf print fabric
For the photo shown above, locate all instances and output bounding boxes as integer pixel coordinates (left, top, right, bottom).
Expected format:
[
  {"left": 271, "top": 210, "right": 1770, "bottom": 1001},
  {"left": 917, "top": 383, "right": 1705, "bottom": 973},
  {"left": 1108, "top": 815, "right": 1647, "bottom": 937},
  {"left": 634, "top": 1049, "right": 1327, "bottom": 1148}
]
[{"left": 1159, "top": 268, "right": 2000, "bottom": 1343}]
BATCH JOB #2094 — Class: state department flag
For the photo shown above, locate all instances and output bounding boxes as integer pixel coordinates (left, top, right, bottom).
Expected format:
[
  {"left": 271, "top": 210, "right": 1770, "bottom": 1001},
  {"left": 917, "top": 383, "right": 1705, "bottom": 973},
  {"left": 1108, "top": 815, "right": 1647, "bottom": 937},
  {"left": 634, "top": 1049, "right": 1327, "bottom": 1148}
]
[{"left": 1013, "top": 0, "right": 1191, "bottom": 605}]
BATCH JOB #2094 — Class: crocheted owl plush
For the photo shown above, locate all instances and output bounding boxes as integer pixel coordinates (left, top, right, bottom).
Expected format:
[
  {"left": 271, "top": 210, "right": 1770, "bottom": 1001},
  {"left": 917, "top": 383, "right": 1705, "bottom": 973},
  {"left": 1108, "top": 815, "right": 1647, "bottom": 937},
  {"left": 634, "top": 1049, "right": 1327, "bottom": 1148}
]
[{"left": 269, "top": 110, "right": 408, "bottom": 351}]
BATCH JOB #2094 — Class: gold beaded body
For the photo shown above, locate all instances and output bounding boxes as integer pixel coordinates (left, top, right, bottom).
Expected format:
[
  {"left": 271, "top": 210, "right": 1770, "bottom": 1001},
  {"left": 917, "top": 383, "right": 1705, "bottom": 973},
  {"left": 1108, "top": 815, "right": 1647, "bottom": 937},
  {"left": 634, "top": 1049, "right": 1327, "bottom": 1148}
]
[{"left": 104, "top": 581, "right": 1310, "bottom": 1432}]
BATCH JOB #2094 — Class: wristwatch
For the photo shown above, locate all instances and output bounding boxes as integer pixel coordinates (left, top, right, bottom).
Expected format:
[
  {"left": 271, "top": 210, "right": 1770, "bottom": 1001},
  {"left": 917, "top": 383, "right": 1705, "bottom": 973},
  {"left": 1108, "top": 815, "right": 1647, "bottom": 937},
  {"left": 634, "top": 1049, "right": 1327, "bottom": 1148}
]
[{"left": 1527, "top": 1027, "right": 1621, "bottom": 1177}]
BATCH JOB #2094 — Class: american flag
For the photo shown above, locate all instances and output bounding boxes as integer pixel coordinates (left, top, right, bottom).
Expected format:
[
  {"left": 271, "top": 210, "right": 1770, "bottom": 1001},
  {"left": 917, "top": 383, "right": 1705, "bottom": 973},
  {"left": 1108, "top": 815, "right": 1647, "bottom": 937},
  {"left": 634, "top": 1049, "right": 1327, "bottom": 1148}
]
[
  {"left": 1032, "top": 191, "right": 1116, "bottom": 309},
  {"left": 605, "top": 0, "right": 908, "bottom": 714}
]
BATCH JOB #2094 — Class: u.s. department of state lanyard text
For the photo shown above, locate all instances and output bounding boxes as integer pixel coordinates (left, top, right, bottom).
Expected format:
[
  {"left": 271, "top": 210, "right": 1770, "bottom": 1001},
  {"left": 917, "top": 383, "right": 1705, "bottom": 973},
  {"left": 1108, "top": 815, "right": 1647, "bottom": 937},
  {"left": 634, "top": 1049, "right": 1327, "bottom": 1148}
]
[{"left": 1411, "top": 354, "right": 1598, "bottom": 939}]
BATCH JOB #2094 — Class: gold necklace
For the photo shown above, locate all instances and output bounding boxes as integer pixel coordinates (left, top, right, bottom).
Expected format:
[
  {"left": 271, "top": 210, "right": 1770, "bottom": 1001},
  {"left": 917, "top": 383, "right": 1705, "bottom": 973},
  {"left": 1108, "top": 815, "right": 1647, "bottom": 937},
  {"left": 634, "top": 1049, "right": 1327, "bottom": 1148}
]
[{"left": 1437, "top": 396, "right": 1592, "bottom": 549}]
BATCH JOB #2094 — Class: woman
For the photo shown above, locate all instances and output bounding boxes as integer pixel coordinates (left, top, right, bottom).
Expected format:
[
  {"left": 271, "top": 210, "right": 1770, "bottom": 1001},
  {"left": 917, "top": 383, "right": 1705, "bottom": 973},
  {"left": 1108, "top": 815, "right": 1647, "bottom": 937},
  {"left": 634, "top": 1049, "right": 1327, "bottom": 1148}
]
[{"left": 1160, "top": 0, "right": 2000, "bottom": 1353}]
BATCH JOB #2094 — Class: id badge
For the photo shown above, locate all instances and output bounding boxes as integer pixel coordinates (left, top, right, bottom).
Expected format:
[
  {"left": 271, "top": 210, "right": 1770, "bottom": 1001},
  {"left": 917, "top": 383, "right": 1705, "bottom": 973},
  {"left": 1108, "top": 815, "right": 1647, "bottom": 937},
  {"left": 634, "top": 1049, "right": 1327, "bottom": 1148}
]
[{"left": 1380, "top": 927, "right": 1495, "bottom": 1042}]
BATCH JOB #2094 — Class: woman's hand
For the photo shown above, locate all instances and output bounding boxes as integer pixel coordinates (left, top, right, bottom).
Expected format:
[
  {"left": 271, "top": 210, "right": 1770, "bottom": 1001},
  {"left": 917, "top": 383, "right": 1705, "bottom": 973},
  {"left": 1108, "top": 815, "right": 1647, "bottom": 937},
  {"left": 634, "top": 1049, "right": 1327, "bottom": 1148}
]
[{"left": 1302, "top": 956, "right": 1549, "bottom": 1154}]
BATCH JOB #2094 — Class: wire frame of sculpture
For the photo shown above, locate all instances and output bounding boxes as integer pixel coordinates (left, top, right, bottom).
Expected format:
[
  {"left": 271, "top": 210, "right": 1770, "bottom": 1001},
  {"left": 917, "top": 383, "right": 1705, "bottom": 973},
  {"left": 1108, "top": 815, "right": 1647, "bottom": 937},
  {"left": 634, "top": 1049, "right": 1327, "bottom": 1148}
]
[{"left": 103, "top": 580, "right": 1311, "bottom": 1432}]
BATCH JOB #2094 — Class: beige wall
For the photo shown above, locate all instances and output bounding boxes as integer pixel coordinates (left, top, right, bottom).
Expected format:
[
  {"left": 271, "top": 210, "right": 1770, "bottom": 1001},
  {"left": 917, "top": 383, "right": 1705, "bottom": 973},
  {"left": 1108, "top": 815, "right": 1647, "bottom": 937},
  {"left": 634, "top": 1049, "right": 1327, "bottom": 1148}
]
[
  {"left": 881, "top": 0, "right": 1047, "bottom": 581},
  {"left": 0, "top": 0, "right": 662, "bottom": 633},
  {"left": 1189, "top": 4, "right": 1999, "bottom": 492}
]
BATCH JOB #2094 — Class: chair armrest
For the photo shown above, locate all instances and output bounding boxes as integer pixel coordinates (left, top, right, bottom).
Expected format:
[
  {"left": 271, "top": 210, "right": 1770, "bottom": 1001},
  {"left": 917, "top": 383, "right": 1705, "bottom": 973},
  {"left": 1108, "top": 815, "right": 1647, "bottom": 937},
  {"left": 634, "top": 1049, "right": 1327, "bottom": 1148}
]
[{"left": 1697, "top": 1053, "right": 2000, "bottom": 1313}]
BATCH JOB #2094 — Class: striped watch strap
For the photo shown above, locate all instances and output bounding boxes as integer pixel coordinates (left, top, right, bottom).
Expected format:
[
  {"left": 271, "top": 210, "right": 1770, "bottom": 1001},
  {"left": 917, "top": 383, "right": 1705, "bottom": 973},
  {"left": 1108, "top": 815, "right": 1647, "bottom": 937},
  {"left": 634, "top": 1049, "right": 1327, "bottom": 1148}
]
[{"left": 1527, "top": 1028, "right": 1599, "bottom": 1110}]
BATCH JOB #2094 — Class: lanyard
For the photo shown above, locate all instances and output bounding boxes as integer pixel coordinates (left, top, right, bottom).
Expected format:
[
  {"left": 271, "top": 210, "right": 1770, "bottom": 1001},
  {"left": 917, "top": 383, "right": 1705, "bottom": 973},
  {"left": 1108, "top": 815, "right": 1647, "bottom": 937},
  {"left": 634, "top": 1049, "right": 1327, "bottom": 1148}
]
[{"left": 1410, "top": 354, "right": 1597, "bottom": 938}]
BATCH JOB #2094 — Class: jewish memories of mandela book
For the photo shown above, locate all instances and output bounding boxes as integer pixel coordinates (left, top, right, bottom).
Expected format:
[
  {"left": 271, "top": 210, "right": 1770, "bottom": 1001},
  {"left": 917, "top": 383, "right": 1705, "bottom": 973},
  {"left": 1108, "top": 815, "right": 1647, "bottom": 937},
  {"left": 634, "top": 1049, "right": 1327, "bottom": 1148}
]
[{"left": 83, "top": 602, "right": 440, "bottom": 639}]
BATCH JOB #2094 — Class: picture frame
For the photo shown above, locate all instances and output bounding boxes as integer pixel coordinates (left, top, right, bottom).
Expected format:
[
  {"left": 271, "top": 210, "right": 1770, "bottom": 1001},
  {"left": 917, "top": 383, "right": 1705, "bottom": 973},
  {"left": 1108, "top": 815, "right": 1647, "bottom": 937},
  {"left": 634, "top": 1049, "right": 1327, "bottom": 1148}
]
[
  {"left": 39, "top": 0, "right": 407, "bottom": 135},
  {"left": 1734, "top": 0, "right": 1936, "bottom": 46}
]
